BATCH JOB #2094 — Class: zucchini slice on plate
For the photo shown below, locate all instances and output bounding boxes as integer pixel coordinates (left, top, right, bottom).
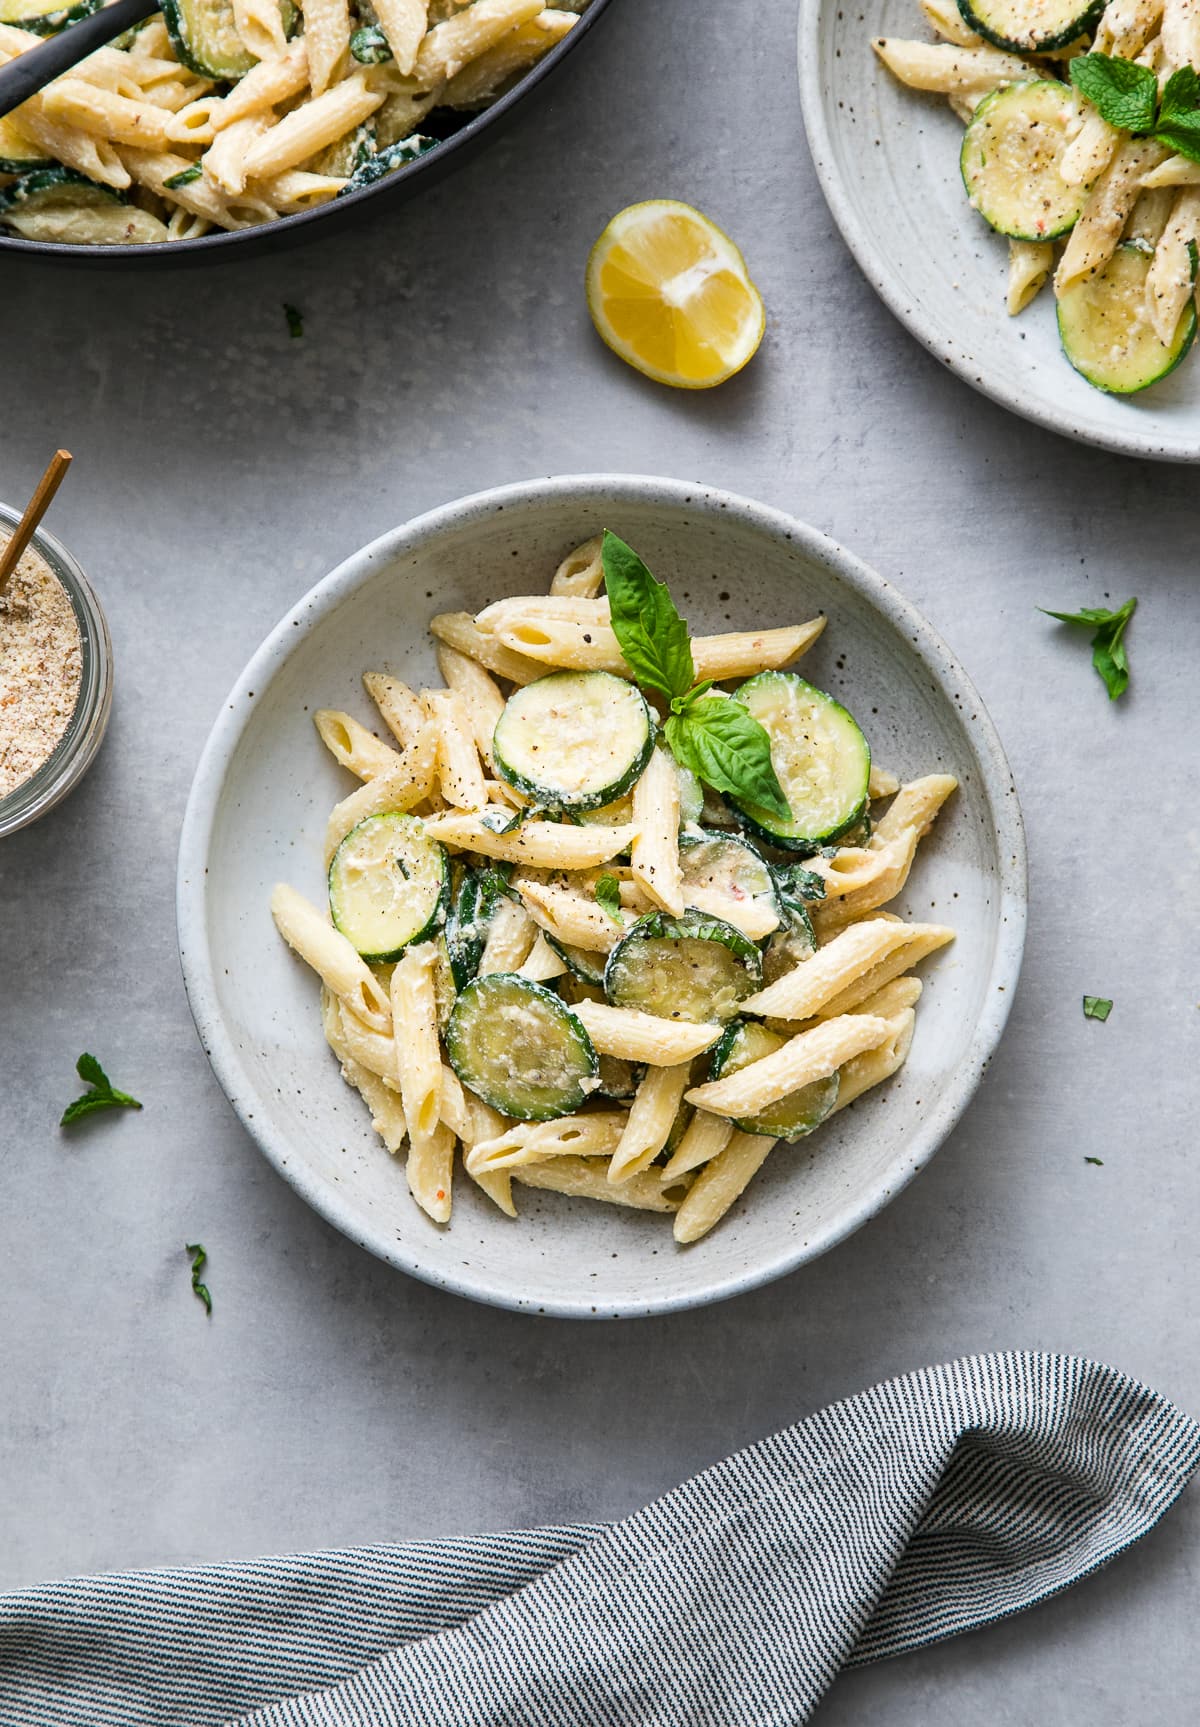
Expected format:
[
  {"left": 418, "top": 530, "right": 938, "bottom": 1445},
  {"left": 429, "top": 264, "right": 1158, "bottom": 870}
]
[
  {"left": 493, "top": 670, "right": 654, "bottom": 812},
  {"left": 445, "top": 865, "right": 511, "bottom": 989},
  {"left": 727, "top": 672, "right": 871, "bottom": 854},
  {"left": 162, "top": 0, "right": 291, "bottom": 78},
  {"left": 446, "top": 974, "right": 599, "bottom": 1120},
  {"left": 340, "top": 135, "right": 438, "bottom": 195},
  {"left": 678, "top": 829, "right": 780, "bottom": 936},
  {"left": 961, "top": 82, "right": 1088, "bottom": 242},
  {"left": 328, "top": 813, "right": 449, "bottom": 962},
  {"left": 1058, "top": 241, "right": 1198, "bottom": 394},
  {"left": 958, "top": 0, "right": 1103, "bottom": 52},
  {"left": 0, "top": 0, "right": 100, "bottom": 33},
  {"left": 0, "top": 169, "right": 166, "bottom": 243},
  {"left": 545, "top": 935, "right": 608, "bottom": 987},
  {"left": 605, "top": 907, "right": 762, "bottom": 1024},
  {"left": 709, "top": 1021, "right": 840, "bottom": 1142}
]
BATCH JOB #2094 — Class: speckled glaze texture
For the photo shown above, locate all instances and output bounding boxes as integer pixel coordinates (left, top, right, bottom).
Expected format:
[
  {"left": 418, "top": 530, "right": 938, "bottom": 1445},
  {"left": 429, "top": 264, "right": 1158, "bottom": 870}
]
[
  {"left": 177, "top": 475, "right": 1026, "bottom": 1318},
  {"left": 797, "top": 0, "right": 1200, "bottom": 462}
]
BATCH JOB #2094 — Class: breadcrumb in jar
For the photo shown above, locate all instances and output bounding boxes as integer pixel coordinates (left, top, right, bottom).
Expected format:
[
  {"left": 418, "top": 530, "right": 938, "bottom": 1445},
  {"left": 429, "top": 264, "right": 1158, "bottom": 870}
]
[{"left": 0, "top": 535, "right": 82, "bottom": 800}]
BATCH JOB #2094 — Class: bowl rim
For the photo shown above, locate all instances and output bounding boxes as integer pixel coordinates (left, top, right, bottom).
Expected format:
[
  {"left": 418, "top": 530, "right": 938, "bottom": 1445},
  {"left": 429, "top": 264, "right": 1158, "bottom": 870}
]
[
  {"left": 795, "top": 0, "right": 1200, "bottom": 464},
  {"left": 176, "top": 473, "right": 1028, "bottom": 1319},
  {"left": 0, "top": 0, "right": 614, "bottom": 264}
]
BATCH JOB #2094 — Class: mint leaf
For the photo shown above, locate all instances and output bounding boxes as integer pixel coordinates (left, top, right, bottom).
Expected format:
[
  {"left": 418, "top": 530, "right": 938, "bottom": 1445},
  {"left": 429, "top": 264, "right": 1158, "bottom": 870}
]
[
  {"left": 601, "top": 530, "right": 694, "bottom": 701},
  {"left": 61, "top": 1053, "right": 142, "bottom": 1126},
  {"left": 186, "top": 1242, "right": 213, "bottom": 1316},
  {"left": 1070, "top": 53, "right": 1158, "bottom": 133},
  {"left": 1084, "top": 1156, "right": 1105, "bottom": 1166},
  {"left": 594, "top": 874, "right": 623, "bottom": 923},
  {"left": 666, "top": 697, "right": 790, "bottom": 821},
  {"left": 1083, "top": 995, "right": 1113, "bottom": 1021},
  {"left": 1040, "top": 597, "right": 1136, "bottom": 700},
  {"left": 1158, "top": 65, "right": 1200, "bottom": 128},
  {"left": 1152, "top": 111, "right": 1200, "bottom": 164}
]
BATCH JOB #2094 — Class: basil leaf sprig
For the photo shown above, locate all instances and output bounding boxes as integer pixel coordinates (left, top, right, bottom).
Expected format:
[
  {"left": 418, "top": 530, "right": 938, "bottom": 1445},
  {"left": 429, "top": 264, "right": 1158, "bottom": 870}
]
[
  {"left": 61, "top": 1053, "right": 142, "bottom": 1126},
  {"left": 601, "top": 531, "right": 790, "bottom": 821},
  {"left": 594, "top": 874, "right": 624, "bottom": 923},
  {"left": 186, "top": 1242, "right": 213, "bottom": 1316},
  {"left": 1070, "top": 57, "right": 1200, "bottom": 162},
  {"left": 1039, "top": 597, "right": 1136, "bottom": 700}
]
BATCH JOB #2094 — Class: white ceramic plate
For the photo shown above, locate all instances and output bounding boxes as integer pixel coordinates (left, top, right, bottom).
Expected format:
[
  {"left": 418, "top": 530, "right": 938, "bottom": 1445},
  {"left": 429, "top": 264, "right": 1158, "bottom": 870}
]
[
  {"left": 177, "top": 476, "right": 1026, "bottom": 1319},
  {"left": 797, "top": 1, "right": 1200, "bottom": 462}
]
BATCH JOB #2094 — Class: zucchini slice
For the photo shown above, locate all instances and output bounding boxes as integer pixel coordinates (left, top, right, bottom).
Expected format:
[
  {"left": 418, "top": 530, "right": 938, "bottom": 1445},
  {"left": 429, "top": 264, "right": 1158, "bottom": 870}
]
[
  {"left": 710, "top": 1021, "right": 840, "bottom": 1142},
  {"left": 678, "top": 829, "right": 780, "bottom": 936},
  {"left": 961, "top": 82, "right": 1088, "bottom": 242},
  {"left": 446, "top": 974, "right": 599, "bottom": 1121},
  {"left": 0, "top": 113, "right": 52, "bottom": 174},
  {"left": 958, "top": 0, "right": 1103, "bottom": 52},
  {"left": 545, "top": 935, "right": 607, "bottom": 986},
  {"left": 328, "top": 813, "right": 449, "bottom": 962},
  {"left": 161, "top": 0, "right": 288, "bottom": 78},
  {"left": 445, "top": 866, "right": 511, "bottom": 990},
  {"left": 0, "top": 167, "right": 123, "bottom": 216},
  {"left": 493, "top": 671, "right": 654, "bottom": 813},
  {"left": 727, "top": 672, "right": 871, "bottom": 854},
  {"left": 1058, "top": 241, "right": 1198, "bottom": 394},
  {"left": 604, "top": 907, "right": 762, "bottom": 1024},
  {"left": 0, "top": 0, "right": 100, "bottom": 33},
  {"left": 595, "top": 1052, "right": 642, "bottom": 1101}
]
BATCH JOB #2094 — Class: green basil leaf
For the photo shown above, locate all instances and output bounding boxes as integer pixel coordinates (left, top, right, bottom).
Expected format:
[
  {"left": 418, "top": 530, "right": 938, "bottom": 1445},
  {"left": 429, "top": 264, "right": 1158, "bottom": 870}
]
[
  {"left": 601, "top": 530, "right": 694, "bottom": 701},
  {"left": 1069, "top": 53, "right": 1158, "bottom": 133},
  {"left": 1083, "top": 995, "right": 1113, "bottom": 1021},
  {"left": 594, "top": 874, "right": 623, "bottom": 923},
  {"left": 1040, "top": 597, "right": 1136, "bottom": 700},
  {"left": 666, "top": 697, "right": 790, "bottom": 821},
  {"left": 1084, "top": 1156, "right": 1105, "bottom": 1166}
]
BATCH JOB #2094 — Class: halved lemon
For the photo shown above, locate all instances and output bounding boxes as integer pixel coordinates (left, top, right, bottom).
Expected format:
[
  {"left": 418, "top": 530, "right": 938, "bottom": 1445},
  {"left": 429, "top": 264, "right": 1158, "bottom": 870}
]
[{"left": 586, "top": 200, "right": 765, "bottom": 389}]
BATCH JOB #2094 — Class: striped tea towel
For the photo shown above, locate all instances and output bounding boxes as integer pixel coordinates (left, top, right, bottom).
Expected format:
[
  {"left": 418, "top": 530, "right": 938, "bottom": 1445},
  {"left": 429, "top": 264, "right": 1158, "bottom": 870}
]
[{"left": 1, "top": 1350, "right": 1196, "bottom": 1726}]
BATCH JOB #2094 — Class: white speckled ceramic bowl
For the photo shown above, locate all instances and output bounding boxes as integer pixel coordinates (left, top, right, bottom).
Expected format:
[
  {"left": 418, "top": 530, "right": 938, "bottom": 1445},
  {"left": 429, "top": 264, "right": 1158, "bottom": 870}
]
[
  {"left": 177, "top": 476, "right": 1026, "bottom": 1318},
  {"left": 797, "top": 1, "right": 1200, "bottom": 462}
]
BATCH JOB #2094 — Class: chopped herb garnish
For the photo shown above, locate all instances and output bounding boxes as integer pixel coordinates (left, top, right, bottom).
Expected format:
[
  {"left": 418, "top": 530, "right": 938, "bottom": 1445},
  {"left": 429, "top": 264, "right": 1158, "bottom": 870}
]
[
  {"left": 601, "top": 531, "right": 789, "bottom": 820},
  {"left": 1039, "top": 597, "right": 1137, "bottom": 700},
  {"left": 595, "top": 874, "right": 623, "bottom": 923},
  {"left": 350, "top": 23, "right": 392, "bottom": 61},
  {"left": 1083, "top": 995, "right": 1113, "bottom": 1022},
  {"left": 164, "top": 165, "right": 203, "bottom": 190},
  {"left": 1084, "top": 1156, "right": 1104, "bottom": 1166},
  {"left": 186, "top": 1242, "right": 212, "bottom": 1315},
  {"left": 284, "top": 303, "right": 304, "bottom": 339},
  {"left": 60, "top": 1053, "right": 142, "bottom": 1126}
]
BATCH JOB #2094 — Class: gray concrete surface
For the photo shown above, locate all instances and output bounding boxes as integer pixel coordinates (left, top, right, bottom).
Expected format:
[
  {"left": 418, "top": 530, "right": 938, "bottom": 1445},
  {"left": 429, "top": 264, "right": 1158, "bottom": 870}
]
[{"left": 2, "top": 0, "right": 1199, "bottom": 1718}]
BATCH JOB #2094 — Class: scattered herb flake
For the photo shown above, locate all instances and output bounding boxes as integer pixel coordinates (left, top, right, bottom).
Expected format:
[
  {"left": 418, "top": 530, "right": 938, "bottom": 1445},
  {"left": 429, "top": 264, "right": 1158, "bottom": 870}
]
[
  {"left": 186, "top": 1242, "right": 212, "bottom": 1315},
  {"left": 284, "top": 303, "right": 304, "bottom": 339},
  {"left": 1083, "top": 996, "right": 1113, "bottom": 1022},
  {"left": 60, "top": 1053, "right": 142, "bottom": 1126},
  {"left": 164, "top": 164, "right": 203, "bottom": 190},
  {"left": 1039, "top": 597, "right": 1137, "bottom": 700},
  {"left": 1084, "top": 1156, "right": 1104, "bottom": 1166}
]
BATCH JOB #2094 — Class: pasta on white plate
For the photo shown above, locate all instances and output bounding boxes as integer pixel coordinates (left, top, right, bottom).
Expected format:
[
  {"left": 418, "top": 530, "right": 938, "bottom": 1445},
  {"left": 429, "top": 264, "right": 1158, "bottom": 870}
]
[
  {"left": 0, "top": 0, "right": 588, "bottom": 246},
  {"left": 271, "top": 529, "right": 958, "bottom": 1243},
  {"left": 875, "top": 0, "right": 1200, "bottom": 395}
]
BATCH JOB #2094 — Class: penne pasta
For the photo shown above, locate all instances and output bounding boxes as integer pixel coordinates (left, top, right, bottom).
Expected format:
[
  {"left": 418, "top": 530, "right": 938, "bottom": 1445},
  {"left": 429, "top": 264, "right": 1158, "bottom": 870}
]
[
  {"left": 314, "top": 708, "right": 408, "bottom": 780},
  {"left": 658, "top": 1109, "right": 734, "bottom": 1183},
  {"left": 1007, "top": 240, "right": 1054, "bottom": 316},
  {"left": 435, "top": 643, "right": 506, "bottom": 765},
  {"left": 271, "top": 883, "right": 391, "bottom": 1031},
  {"left": 741, "top": 917, "right": 954, "bottom": 1022},
  {"left": 423, "top": 686, "right": 489, "bottom": 810},
  {"left": 673, "top": 1131, "right": 776, "bottom": 1244},
  {"left": 467, "top": 1110, "right": 628, "bottom": 1172},
  {"left": 549, "top": 534, "right": 605, "bottom": 597},
  {"left": 514, "top": 1155, "right": 684, "bottom": 1212},
  {"left": 630, "top": 747, "right": 683, "bottom": 916},
  {"left": 831, "top": 1008, "right": 917, "bottom": 1112},
  {"left": 569, "top": 1000, "right": 723, "bottom": 1066},
  {"left": 685, "top": 1015, "right": 891, "bottom": 1119},
  {"left": 609, "top": 1062, "right": 691, "bottom": 1182},
  {"left": 391, "top": 944, "right": 449, "bottom": 1220},
  {"left": 429, "top": 610, "right": 547, "bottom": 683},
  {"left": 421, "top": 810, "right": 636, "bottom": 869},
  {"left": 872, "top": 37, "right": 1032, "bottom": 93}
]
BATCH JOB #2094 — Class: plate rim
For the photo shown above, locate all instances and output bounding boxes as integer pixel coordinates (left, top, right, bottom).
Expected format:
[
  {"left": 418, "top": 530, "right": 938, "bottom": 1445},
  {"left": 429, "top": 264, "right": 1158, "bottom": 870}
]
[
  {"left": 795, "top": 0, "right": 1200, "bottom": 463},
  {"left": 176, "top": 473, "right": 1028, "bottom": 1319}
]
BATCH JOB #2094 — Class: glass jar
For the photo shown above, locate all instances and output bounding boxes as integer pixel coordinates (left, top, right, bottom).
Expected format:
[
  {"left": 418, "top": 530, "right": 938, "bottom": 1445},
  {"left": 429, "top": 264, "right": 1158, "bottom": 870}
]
[{"left": 0, "top": 502, "right": 113, "bottom": 838}]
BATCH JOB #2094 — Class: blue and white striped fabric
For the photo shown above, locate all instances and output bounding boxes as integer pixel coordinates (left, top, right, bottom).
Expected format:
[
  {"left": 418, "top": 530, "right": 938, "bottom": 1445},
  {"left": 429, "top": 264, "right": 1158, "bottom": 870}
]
[{"left": 1, "top": 1352, "right": 1196, "bottom": 1726}]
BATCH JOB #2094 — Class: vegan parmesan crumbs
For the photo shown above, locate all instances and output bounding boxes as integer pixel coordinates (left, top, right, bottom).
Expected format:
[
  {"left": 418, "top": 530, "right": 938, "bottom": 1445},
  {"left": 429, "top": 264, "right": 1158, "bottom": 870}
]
[{"left": 0, "top": 537, "right": 82, "bottom": 800}]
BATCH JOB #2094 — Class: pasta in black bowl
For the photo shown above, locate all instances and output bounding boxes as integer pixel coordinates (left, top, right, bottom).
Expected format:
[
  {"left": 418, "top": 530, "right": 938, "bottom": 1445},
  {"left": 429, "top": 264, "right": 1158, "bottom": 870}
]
[{"left": 0, "top": 0, "right": 608, "bottom": 263}]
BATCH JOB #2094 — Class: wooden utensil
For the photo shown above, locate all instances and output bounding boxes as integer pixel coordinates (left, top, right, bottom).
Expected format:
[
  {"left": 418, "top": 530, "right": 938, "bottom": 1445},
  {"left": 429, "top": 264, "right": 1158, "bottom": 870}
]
[
  {"left": 0, "top": 0, "right": 155, "bottom": 124},
  {"left": 0, "top": 449, "right": 73, "bottom": 597}
]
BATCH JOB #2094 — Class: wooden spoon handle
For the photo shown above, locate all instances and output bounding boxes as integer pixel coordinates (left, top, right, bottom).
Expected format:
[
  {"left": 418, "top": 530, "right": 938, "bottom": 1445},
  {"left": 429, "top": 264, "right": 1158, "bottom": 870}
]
[
  {"left": 0, "top": 450, "right": 73, "bottom": 597},
  {"left": 0, "top": 0, "right": 158, "bottom": 123}
]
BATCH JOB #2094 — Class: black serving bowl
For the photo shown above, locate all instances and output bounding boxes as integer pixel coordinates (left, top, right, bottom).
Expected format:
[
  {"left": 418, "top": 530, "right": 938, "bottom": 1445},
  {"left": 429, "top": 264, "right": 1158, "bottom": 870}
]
[{"left": 0, "top": 0, "right": 614, "bottom": 267}]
